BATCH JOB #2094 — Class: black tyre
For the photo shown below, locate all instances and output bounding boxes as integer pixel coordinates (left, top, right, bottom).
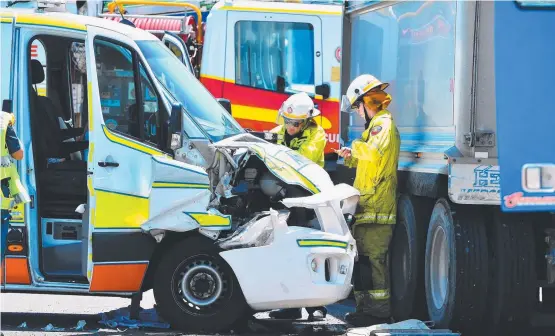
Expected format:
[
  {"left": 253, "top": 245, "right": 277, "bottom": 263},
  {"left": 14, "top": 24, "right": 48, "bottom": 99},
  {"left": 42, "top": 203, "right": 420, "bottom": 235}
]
[
  {"left": 484, "top": 211, "right": 536, "bottom": 335},
  {"left": 391, "top": 195, "right": 433, "bottom": 321},
  {"left": 153, "top": 235, "right": 248, "bottom": 333},
  {"left": 424, "top": 199, "right": 488, "bottom": 334}
]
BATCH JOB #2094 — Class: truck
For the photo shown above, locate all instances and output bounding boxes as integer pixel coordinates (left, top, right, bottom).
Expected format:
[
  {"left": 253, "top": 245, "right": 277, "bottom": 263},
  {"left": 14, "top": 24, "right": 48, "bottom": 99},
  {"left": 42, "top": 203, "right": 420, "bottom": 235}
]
[
  {"left": 339, "top": 1, "right": 555, "bottom": 335},
  {"left": 0, "top": 1, "right": 360, "bottom": 332}
]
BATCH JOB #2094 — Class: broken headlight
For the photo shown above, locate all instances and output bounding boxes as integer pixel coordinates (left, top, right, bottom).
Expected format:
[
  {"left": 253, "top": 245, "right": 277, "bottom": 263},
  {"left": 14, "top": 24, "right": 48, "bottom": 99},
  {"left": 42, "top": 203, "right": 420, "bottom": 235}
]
[{"left": 217, "top": 210, "right": 288, "bottom": 249}]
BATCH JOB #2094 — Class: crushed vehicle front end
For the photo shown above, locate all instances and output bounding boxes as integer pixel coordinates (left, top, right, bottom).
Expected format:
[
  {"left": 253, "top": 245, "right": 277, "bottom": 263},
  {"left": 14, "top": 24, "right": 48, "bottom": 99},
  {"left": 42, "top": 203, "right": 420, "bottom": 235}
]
[
  {"left": 207, "top": 135, "right": 359, "bottom": 309},
  {"left": 142, "top": 133, "right": 359, "bottom": 311}
]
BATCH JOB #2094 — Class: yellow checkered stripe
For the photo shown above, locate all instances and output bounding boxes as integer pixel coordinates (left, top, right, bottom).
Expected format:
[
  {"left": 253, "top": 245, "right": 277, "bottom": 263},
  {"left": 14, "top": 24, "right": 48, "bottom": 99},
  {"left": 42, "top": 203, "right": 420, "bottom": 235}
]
[{"left": 185, "top": 212, "right": 232, "bottom": 229}]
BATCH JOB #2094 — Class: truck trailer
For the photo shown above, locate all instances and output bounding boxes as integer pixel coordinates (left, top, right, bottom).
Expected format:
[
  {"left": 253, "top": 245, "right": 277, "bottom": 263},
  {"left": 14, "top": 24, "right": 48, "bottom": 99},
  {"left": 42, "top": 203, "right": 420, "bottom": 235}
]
[{"left": 339, "top": 0, "right": 555, "bottom": 334}]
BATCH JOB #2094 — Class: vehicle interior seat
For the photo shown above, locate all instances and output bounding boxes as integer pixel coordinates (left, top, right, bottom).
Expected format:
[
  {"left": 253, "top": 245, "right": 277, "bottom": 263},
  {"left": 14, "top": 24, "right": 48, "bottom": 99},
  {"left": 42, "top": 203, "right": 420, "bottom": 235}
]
[{"left": 30, "top": 59, "right": 88, "bottom": 218}]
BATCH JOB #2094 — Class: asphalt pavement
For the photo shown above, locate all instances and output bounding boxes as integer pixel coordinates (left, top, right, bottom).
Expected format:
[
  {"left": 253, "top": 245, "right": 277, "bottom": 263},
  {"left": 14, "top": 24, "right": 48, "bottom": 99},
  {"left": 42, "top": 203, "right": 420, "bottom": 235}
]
[
  {"left": 2, "top": 290, "right": 555, "bottom": 336},
  {"left": 0, "top": 290, "right": 355, "bottom": 336}
]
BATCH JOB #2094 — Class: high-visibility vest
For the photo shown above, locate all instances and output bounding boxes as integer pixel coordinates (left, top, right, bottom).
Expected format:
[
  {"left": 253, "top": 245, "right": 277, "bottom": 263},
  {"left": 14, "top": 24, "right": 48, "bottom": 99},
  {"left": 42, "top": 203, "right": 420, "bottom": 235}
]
[{"left": 1, "top": 111, "right": 30, "bottom": 210}]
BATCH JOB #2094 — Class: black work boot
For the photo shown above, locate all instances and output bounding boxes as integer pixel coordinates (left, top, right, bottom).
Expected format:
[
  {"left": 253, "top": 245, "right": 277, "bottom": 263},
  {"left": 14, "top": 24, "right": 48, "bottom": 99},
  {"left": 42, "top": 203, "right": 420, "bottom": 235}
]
[
  {"left": 344, "top": 312, "right": 391, "bottom": 327},
  {"left": 268, "top": 308, "right": 302, "bottom": 319}
]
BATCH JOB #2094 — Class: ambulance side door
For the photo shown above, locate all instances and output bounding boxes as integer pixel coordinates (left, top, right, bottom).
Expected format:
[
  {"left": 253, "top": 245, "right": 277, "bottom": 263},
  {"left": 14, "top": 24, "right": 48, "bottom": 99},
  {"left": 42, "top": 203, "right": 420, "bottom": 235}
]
[
  {"left": 84, "top": 27, "right": 169, "bottom": 292},
  {"left": 223, "top": 10, "right": 323, "bottom": 132}
]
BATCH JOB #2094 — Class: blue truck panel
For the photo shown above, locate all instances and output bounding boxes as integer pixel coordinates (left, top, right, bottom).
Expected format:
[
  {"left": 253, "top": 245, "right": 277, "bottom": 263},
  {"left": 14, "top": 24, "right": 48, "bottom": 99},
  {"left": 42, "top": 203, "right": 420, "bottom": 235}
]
[{"left": 495, "top": 1, "right": 555, "bottom": 212}]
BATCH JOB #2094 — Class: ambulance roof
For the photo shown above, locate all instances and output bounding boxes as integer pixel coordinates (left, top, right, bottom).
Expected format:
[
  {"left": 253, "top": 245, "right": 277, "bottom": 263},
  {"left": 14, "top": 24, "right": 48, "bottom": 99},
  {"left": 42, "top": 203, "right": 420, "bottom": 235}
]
[
  {"left": 212, "top": 0, "right": 343, "bottom": 15},
  {"left": 0, "top": 9, "right": 159, "bottom": 41}
]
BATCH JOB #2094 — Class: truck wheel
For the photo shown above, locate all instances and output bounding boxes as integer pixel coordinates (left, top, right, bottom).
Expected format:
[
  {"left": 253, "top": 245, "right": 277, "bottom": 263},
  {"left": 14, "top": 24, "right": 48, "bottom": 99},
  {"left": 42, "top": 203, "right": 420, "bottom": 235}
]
[
  {"left": 485, "top": 211, "right": 536, "bottom": 334},
  {"left": 391, "top": 195, "right": 433, "bottom": 321},
  {"left": 424, "top": 199, "right": 488, "bottom": 334},
  {"left": 153, "top": 235, "right": 248, "bottom": 333}
]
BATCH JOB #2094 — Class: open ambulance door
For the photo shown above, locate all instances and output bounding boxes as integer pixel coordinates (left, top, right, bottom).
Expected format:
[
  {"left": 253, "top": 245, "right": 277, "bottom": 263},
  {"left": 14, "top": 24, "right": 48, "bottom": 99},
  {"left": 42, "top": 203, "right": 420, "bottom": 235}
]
[
  {"left": 495, "top": 1, "right": 555, "bottom": 212},
  {"left": 162, "top": 31, "right": 194, "bottom": 74},
  {"left": 84, "top": 26, "right": 168, "bottom": 292},
  {"left": 223, "top": 9, "right": 324, "bottom": 133}
]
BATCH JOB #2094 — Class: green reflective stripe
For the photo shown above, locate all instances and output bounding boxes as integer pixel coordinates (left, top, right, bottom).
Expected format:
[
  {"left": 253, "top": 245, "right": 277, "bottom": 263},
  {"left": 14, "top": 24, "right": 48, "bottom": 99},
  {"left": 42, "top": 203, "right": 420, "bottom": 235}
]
[
  {"left": 297, "top": 239, "right": 349, "bottom": 249},
  {"left": 369, "top": 289, "right": 390, "bottom": 300},
  {"left": 356, "top": 213, "right": 396, "bottom": 225}
]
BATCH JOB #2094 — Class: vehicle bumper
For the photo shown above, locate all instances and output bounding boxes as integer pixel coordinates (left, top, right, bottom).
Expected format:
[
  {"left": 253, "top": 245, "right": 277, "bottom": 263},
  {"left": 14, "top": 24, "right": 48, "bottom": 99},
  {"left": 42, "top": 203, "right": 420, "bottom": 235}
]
[{"left": 219, "top": 226, "right": 356, "bottom": 311}]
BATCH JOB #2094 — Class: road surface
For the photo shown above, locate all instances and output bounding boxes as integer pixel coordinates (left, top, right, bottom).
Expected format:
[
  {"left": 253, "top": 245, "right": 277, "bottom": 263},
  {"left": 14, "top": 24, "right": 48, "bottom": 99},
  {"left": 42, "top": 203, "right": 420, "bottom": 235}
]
[
  {"left": 0, "top": 290, "right": 354, "bottom": 335},
  {"left": 2, "top": 289, "right": 555, "bottom": 335}
]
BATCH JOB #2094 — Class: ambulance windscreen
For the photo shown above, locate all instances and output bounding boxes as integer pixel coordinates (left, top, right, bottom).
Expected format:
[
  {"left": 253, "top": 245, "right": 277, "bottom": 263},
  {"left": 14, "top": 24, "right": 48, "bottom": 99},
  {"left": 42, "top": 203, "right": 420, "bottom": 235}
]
[{"left": 137, "top": 40, "right": 244, "bottom": 142}]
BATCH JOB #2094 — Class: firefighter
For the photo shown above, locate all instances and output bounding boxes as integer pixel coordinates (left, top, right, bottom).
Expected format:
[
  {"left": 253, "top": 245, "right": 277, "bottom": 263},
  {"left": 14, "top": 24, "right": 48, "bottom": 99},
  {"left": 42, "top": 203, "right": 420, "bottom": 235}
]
[
  {"left": 1, "top": 111, "right": 30, "bottom": 262},
  {"left": 267, "top": 92, "right": 327, "bottom": 320},
  {"left": 336, "top": 74, "right": 400, "bottom": 326},
  {"left": 270, "top": 92, "right": 327, "bottom": 167}
]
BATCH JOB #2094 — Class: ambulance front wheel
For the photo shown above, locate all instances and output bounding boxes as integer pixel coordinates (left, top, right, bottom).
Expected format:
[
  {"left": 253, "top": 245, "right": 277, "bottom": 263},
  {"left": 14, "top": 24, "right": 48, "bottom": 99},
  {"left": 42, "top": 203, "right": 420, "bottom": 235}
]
[{"left": 153, "top": 235, "right": 248, "bottom": 333}]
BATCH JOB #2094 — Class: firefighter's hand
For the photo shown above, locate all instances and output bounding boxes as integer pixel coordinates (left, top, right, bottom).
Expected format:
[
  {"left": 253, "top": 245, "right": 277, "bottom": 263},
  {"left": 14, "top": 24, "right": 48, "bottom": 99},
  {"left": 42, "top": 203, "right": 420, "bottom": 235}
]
[{"left": 335, "top": 147, "right": 352, "bottom": 159}]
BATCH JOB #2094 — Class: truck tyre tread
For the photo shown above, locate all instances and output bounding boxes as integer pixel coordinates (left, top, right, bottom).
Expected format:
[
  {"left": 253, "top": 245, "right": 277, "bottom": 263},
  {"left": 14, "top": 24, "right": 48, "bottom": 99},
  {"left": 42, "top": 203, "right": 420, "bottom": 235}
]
[
  {"left": 425, "top": 199, "right": 488, "bottom": 334},
  {"left": 153, "top": 235, "right": 248, "bottom": 333},
  {"left": 391, "top": 194, "right": 433, "bottom": 321},
  {"left": 485, "top": 211, "right": 536, "bottom": 335}
]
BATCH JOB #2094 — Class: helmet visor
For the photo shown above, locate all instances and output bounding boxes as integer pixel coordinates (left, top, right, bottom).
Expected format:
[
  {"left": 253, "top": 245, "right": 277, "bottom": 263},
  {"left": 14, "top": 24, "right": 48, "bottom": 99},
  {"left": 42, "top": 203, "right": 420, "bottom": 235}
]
[{"left": 341, "top": 95, "right": 358, "bottom": 113}]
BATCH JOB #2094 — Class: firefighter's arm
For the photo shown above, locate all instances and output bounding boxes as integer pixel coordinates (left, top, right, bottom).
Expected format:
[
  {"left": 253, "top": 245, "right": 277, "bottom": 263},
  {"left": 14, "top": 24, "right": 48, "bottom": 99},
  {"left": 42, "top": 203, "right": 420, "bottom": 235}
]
[
  {"left": 297, "top": 128, "right": 327, "bottom": 164},
  {"left": 351, "top": 119, "right": 391, "bottom": 162}
]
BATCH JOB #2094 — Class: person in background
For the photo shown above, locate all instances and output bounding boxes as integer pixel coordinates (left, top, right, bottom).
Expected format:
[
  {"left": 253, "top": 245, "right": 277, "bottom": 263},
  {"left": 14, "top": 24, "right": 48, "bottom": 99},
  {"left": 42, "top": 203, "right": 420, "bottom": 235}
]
[
  {"left": 336, "top": 74, "right": 401, "bottom": 327},
  {"left": 270, "top": 92, "right": 327, "bottom": 167},
  {"left": 267, "top": 92, "right": 328, "bottom": 321},
  {"left": 1, "top": 110, "right": 30, "bottom": 263}
]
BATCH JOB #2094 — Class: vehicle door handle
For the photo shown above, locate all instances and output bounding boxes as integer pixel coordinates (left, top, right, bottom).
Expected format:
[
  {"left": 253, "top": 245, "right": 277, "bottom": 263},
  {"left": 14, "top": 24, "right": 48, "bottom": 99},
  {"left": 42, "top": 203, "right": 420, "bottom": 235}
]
[{"left": 98, "top": 161, "right": 119, "bottom": 168}]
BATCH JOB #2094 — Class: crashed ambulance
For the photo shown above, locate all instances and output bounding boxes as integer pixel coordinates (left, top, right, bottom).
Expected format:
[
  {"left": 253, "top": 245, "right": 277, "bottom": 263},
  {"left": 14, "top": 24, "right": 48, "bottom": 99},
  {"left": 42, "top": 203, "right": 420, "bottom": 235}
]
[{"left": 0, "top": 3, "right": 358, "bottom": 332}]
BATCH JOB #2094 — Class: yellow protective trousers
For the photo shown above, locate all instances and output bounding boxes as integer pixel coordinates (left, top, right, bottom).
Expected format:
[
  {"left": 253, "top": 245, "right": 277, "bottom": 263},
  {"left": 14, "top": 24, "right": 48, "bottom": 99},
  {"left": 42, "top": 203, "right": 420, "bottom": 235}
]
[{"left": 352, "top": 223, "right": 394, "bottom": 317}]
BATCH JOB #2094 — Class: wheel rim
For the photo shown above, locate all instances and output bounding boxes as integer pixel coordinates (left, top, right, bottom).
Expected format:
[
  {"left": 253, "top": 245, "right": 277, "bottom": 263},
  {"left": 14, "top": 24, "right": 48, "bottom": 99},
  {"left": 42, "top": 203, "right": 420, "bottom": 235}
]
[
  {"left": 430, "top": 225, "right": 449, "bottom": 309},
  {"left": 392, "top": 225, "right": 410, "bottom": 298},
  {"left": 172, "top": 255, "right": 231, "bottom": 316}
]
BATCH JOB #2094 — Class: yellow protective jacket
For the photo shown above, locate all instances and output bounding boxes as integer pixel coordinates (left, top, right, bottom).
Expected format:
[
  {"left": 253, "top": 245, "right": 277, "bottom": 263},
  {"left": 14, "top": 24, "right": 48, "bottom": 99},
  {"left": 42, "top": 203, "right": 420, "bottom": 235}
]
[
  {"left": 346, "top": 109, "right": 400, "bottom": 225},
  {"left": 1, "top": 111, "right": 30, "bottom": 210},
  {"left": 271, "top": 121, "right": 326, "bottom": 167}
]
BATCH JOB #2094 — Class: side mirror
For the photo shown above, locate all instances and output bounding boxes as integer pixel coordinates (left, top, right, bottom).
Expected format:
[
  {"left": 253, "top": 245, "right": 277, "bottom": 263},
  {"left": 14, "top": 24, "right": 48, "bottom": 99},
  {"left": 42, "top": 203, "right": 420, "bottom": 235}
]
[
  {"left": 315, "top": 83, "right": 330, "bottom": 100},
  {"left": 344, "top": 213, "right": 356, "bottom": 228},
  {"left": 169, "top": 103, "right": 182, "bottom": 150},
  {"left": 217, "top": 98, "right": 232, "bottom": 115}
]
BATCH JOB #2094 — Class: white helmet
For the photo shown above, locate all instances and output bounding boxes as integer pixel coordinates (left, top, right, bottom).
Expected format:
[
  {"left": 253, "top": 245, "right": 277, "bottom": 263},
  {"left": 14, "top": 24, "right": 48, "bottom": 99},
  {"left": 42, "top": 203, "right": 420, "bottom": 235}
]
[
  {"left": 277, "top": 92, "right": 321, "bottom": 123},
  {"left": 341, "top": 74, "right": 389, "bottom": 112}
]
